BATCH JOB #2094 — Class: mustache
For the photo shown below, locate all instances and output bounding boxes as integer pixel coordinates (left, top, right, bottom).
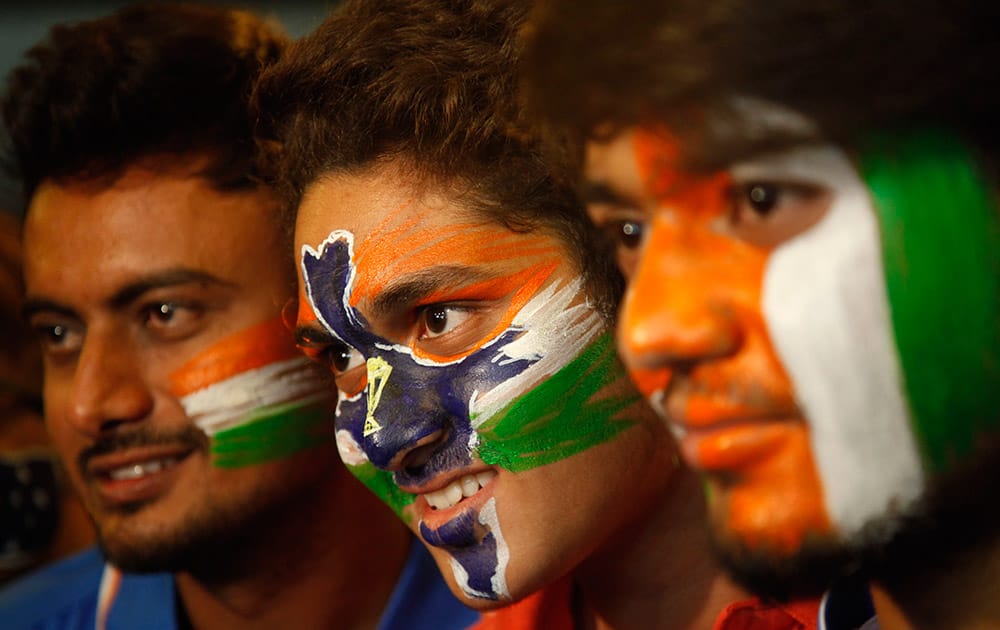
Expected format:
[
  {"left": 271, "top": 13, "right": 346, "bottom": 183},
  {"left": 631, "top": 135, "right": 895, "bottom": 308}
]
[{"left": 78, "top": 426, "right": 208, "bottom": 474}]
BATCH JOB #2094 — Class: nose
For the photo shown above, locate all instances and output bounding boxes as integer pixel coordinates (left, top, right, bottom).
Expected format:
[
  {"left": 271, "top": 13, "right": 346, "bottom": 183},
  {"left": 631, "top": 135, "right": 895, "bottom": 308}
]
[
  {"left": 360, "top": 359, "right": 450, "bottom": 471},
  {"left": 619, "top": 212, "right": 743, "bottom": 373},
  {"left": 65, "top": 330, "right": 154, "bottom": 436}
]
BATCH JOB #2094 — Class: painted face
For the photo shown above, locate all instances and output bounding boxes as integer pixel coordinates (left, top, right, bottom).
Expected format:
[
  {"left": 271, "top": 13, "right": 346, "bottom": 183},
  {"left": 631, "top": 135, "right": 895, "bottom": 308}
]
[
  {"left": 585, "top": 125, "right": 1000, "bottom": 565},
  {"left": 295, "top": 162, "right": 671, "bottom": 607},
  {"left": 22, "top": 162, "right": 337, "bottom": 570}
]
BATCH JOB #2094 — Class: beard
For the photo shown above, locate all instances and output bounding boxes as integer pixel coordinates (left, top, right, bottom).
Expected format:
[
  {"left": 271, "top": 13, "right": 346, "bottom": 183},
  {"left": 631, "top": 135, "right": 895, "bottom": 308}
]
[
  {"left": 709, "top": 433, "right": 1000, "bottom": 605},
  {"left": 81, "top": 426, "right": 335, "bottom": 580}
]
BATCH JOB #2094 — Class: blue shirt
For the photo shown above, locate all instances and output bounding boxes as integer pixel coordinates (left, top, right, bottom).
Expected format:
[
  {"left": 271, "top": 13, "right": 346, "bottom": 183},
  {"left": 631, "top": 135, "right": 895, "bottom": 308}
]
[{"left": 0, "top": 542, "right": 477, "bottom": 630}]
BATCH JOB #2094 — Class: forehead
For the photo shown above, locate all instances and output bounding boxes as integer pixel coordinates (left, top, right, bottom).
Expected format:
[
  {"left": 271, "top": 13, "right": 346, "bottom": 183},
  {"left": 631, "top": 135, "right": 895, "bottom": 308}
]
[
  {"left": 23, "top": 165, "right": 285, "bottom": 300},
  {"left": 295, "top": 166, "right": 565, "bottom": 275}
]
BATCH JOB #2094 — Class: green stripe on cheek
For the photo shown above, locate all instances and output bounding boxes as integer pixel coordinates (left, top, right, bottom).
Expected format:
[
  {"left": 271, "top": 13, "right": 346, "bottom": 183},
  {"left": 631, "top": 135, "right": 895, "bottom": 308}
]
[
  {"left": 346, "top": 462, "right": 415, "bottom": 522},
  {"left": 858, "top": 128, "right": 1000, "bottom": 472},
  {"left": 210, "top": 400, "right": 333, "bottom": 468},
  {"left": 474, "top": 332, "right": 640, "bottom": 472}
]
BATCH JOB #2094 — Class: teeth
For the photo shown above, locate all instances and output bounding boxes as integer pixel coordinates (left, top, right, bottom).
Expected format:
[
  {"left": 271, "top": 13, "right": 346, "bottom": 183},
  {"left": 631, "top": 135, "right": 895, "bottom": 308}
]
[
  {"left": 423, "top": 470, "right": 497, "bottom": 511},
  {"left": 108, "top": 458, "right": 176, "bottom": 481}
]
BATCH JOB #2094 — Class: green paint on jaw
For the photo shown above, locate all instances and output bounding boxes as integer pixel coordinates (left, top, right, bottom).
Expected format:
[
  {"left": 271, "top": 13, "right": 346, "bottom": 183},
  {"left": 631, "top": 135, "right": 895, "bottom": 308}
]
[
  {"left": 346, "top": 462, "right": 415, "bottom": 522},
  {"left": 858, "top": 128, "right": 1000, "bottom": 473},
  {"left": 474, "top": 332, "right": 640, "bottom": 472},
  {"left": 210, "top": 399, "right": 333, "bottom": 468}
]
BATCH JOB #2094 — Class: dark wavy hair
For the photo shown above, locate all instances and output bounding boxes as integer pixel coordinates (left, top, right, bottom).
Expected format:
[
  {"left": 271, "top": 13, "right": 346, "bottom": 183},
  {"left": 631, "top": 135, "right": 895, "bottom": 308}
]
[
  {"left": 253, "top": 0, "right": 623, "bottom": 319},
  {"left": 523, "top": 0, "right": 1000, "bottom": 171},
  {"left": 2, "top": 2, "right": 288, "bottom": 203}
]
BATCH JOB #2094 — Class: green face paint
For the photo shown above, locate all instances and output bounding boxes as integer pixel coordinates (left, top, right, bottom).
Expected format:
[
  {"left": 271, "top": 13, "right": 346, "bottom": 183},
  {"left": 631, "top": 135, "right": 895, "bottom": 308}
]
[
  {"left": 210, "top": 399, "right": 333, "bottom": 469},
  {"left": 474, "top": 332, "right": 639, "bottom": 472},
  {"left": 345, "top": 461, "right": 416, "bottom": 521},
  {"left": 858, "top": 127, "right": 1000, "bottom": 472}
]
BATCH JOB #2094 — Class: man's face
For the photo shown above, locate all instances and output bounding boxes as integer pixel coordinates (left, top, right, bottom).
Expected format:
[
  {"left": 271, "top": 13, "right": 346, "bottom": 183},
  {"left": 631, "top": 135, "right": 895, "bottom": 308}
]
[
  {"left": 294, "top": 162, "right": 671, "bottom": 607},
  {"left": 23, "top": 162, "right": 336, "bottom": 571},
  {"left": 585, "top": 124, "right": 999, "bottom": 588}
]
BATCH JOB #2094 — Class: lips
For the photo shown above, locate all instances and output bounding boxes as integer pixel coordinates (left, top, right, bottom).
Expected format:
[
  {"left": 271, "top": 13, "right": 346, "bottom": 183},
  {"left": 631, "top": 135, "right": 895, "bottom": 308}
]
[
  {"left": 422, "top": 471, "right": 496, "bottom": 510},
  {"left": 86, "top": 445, "right": 196, "bottom": 507},
  {"left": 658, "top": 378, "right": 804, "bottom": 472},
  {"left": 406, "top": 468, "right": 497, "bottom": 548}
]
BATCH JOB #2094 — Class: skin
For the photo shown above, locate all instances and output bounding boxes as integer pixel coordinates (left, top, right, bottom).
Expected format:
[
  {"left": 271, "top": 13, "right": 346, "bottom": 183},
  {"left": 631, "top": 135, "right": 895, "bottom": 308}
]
[
  {"left": 586, "top": 124, "right": 1000, "bottom": 630},
  {"left": 294, "top": 159, "right": 677, "bottom": 611},
  {"left": 22, "top": 159, "right": 409, "bottom": 629},
  {"left": 585, "top": 128, "right": 832, "bottom": 555}
]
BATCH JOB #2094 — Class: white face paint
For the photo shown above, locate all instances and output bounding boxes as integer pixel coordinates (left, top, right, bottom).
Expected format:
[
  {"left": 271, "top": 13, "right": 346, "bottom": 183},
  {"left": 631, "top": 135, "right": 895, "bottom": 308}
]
[{"left": 740, "top": 145, "right": 925, "bottom": 537}]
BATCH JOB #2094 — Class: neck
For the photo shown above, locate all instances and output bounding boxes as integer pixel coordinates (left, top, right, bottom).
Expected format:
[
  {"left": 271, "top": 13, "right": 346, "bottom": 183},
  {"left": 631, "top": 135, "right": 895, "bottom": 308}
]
[
  {"left": 873, "top": 534, "right": 1000, "bottom": 630},
  {"left": 175, "top": 463, "right": 410, "bottom": 630},
  {"left": 575, "top": 465, "right": 749, "bottom": 630}
]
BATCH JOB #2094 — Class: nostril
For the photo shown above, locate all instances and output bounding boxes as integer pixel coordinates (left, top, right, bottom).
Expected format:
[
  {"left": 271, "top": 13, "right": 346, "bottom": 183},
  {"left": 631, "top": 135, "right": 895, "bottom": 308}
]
[{"left": 399, "top": 427, "right": 448, "bottom": 472}]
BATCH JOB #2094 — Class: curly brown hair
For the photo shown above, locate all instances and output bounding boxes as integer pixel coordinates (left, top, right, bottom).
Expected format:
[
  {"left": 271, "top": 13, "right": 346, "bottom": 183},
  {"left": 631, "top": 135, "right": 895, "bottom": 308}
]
[
  {"left": 523, "top": 0, "right": 1000, "bottom": 171},
  {"left": 253, "top": 0, "right": 623, "bottom": 318},
  {"left": 2, "top": 2, "right": 288, "bottom": 203}
]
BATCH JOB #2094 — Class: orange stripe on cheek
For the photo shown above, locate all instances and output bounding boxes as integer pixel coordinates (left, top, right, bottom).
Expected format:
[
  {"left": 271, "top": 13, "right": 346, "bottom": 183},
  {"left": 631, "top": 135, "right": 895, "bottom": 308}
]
[
  {"left": 169, "top": 316, "right": 301, "bottom": 397},
  {"left": 412, "top": 260, "right": 559, "bottom": 363}
]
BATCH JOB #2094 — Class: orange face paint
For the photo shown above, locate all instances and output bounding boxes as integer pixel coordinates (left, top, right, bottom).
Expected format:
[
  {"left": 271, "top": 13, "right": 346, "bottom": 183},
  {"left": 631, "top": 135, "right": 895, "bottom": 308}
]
[
  {"left": 169, "top": 316, "right": 302, "bottom": 397},
  {"left": 620, "top": 127, "right": 833, "bottom": 553}
]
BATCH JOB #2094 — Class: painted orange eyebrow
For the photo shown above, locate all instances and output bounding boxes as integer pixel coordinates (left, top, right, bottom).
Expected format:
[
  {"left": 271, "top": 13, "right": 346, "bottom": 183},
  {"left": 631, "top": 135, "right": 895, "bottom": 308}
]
[
  {"left": 411, "top": 260, "right": 558, "bottom": 364},
  {"left": 349, "top": 215, "right": 559, "bottom": 308}
]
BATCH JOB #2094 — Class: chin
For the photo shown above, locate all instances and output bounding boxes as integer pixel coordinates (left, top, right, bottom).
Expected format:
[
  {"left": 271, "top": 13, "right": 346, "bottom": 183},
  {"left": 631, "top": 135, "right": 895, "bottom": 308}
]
[{"left": 708, "top": 522, "right": 859, "bottom": 601}]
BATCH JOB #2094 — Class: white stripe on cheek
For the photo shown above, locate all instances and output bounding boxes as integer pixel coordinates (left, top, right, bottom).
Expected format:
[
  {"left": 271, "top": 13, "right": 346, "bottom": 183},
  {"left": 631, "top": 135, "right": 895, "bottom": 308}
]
[{"left": 751, "top": 146, "right": 924, "bottom": 538}]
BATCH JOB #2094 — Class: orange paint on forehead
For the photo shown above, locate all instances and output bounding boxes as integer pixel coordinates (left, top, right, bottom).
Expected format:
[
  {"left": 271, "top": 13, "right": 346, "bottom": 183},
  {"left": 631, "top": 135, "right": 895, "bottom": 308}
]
[
  {"left": 169, "top": 316, "right": 300, "bottom": 397},
  {"left": 348, "top": 206, "right": 559, "bottom": 307}
]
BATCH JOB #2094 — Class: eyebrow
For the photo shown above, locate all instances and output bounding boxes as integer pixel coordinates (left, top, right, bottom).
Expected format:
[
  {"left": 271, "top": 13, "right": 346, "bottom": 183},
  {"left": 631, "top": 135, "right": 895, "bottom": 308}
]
[
  {"left": 22, "top": 267, "right": 237, "bottom": 320},
  {"left": 580, "top": 180, "right": 635, "bottom": 207},
  {"left": 370, "top": 265, "right": 494, "bottom": 319},
  {"left": 294, "top": 322, "right": 337, "bottom": 348}
]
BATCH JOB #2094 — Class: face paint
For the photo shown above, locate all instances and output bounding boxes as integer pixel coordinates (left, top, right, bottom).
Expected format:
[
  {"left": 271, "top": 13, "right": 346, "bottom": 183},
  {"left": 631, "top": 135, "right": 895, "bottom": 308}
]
[
  {"left": 169, "top": 317, "right": 333, "bottom": 468},
  {"left": 621, "top": 122, "right": 1000, "bottom": 559},
  {"left": 748, "top": 145, "right": 923, "bottom": 538},
  {"left": 300, "top": 222, "right": 637, "bottom": 600},
  {"left": 857, "top": 128, "right": 1000, "bottom": 472},
  {"left": 621, "top": 129, "right": 835, "bottom": 553}
]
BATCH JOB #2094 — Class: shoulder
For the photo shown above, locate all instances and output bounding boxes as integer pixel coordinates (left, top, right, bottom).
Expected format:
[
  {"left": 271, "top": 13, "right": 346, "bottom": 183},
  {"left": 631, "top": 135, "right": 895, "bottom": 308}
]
[{"left": 0, "top": 547, "right": 105, "bottom": 630}]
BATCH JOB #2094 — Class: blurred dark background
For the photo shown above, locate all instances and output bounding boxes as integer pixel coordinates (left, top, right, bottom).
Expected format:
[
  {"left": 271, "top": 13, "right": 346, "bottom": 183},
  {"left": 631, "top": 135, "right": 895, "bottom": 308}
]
[{"left": 0, "top": 1, "right": 338, "bottom": 216}]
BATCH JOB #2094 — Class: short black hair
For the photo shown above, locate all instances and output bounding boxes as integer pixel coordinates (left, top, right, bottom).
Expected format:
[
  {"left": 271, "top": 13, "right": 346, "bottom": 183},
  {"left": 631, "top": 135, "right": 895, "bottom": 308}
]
[
  {"left": 2, "top": 2, "right": 288, "bottom": 204},
  {"left": 524, "top": 0, "right": 1000, "bottom": 170},
  {"left": 254, "top": 0, "right": 623, "bottom": 319}
]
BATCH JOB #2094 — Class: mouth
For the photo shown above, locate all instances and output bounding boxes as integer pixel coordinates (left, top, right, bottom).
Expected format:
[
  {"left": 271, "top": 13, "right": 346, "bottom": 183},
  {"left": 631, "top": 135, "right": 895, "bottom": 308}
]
[
  {"left": 86, "top": 446, "right": 197, "bottom": 506},
  {"left": 421, "top": 470, "right": 496, "bottom": 511},
  {"left": 656, "top": 382, "right": 804, "bottom": 472},
  {"left": 406, "top": 468, "right": 498, "bottom": 548}
]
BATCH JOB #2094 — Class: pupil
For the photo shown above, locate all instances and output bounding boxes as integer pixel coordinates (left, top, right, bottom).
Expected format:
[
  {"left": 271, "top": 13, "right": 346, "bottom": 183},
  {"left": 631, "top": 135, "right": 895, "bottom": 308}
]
[
  {"left": 52, "top": 325, "right": 64, "bottom": 339},
  {"left": 427, "top": 307, "right": 448, "bottom": 334},
  {"left": 331, "top": 342, "right": 353, "bottom": 372},
  {"left": 158, "top": 303, "right": 174, "bottom": 319},
  {"left": 747, "top": 184, "right": 778, "bottom": 214},
  {"left": 620, "top": 221, "right": 643, "bottom": 249}
]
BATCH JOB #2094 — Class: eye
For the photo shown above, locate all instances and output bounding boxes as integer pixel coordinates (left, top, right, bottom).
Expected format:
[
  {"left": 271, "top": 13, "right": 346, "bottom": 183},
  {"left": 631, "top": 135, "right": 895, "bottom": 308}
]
[
  {"left": 142, "top": 302, "right": 203, "bottom": 338},
  {"left": 418, "top": 305, "right": 471, "bottom": 339},
  {"left": 31, "top": 321, "right": 84, "bottom": 357},
  {"left": 745, "top": 183, "right": 779, "bottom": 216},
  {"left": 325, "top": 339, "right": 365, "bottom": 373},
  {"left": 610, "top": 219, "right": 645, "bottom": 250},
  {"left": 724, "top": 180, "right": 831, "bottom": 248}
]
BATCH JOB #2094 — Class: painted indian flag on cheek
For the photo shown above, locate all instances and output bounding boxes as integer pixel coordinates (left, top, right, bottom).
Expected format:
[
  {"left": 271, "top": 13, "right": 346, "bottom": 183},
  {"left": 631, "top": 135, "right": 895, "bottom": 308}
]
[
  {"left": 169, "top": 317, "right": 334, "bottom": 468},
  {"left": 751, "top": 129, "right": 1000, "bottom": 540}
]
